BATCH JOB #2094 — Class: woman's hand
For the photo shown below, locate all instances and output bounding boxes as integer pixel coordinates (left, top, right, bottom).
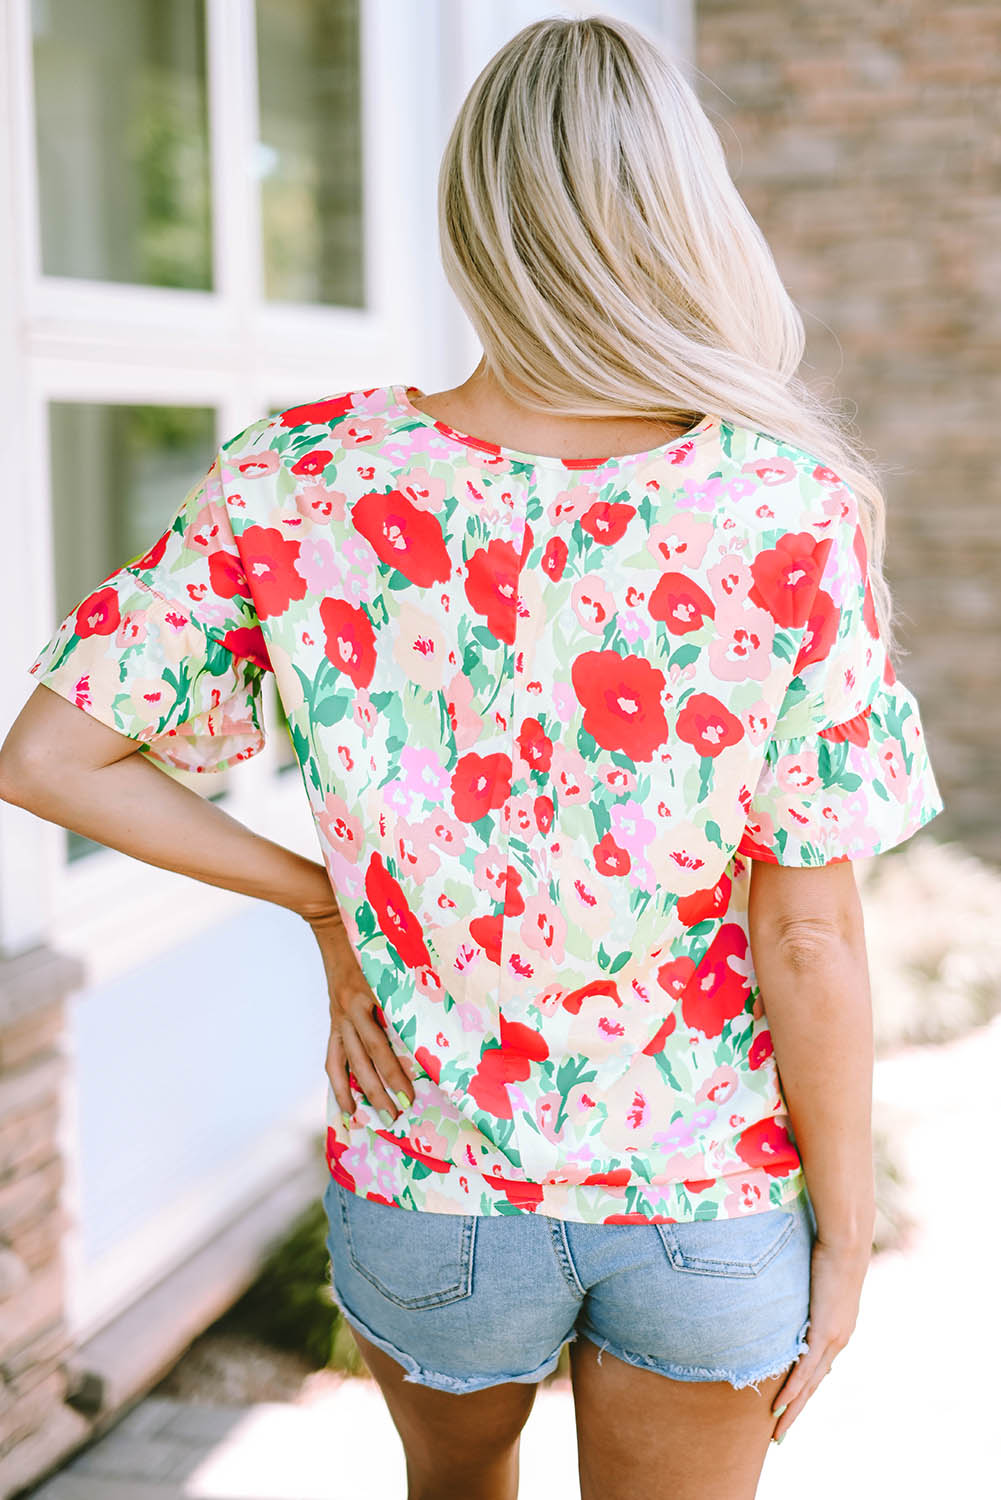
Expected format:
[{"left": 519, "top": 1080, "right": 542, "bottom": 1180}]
[
  {"left": 770, "top": 1235, "right": 871, "bottom": 1443},
  {"left": 307, "top": 905, "right": 416, "bottom": 1127}
]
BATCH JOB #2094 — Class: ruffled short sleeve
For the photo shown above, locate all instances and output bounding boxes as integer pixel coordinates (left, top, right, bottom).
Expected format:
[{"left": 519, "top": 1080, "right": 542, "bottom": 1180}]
[
  {"left": 738, "top": 503, "right": 943, "bottom": 866},
  {"left": 27, "top": 433, "right": 273, "bottom": 774}
]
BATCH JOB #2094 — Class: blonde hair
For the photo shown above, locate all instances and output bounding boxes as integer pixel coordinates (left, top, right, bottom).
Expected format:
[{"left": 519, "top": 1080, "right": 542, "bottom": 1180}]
[{"left": 438, "top": 12, "right": 894, "bottom": 646}]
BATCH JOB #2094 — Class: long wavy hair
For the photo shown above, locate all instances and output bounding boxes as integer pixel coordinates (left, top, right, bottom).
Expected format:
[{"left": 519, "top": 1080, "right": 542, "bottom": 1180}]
[{"left": 437, "top": 12, "right": 894, "bottom": 645}]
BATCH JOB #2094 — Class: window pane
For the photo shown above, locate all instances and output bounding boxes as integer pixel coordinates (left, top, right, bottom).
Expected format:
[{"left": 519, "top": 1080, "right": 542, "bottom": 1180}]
[
  {"left": 47, "top": 402, "right": 220, "bottom": 862},
  {"left": 32, "top": 0, "right": 212, "bottom": 288},
  {"left": 256, "top": 0, "right": 365, "bottom": 307}
]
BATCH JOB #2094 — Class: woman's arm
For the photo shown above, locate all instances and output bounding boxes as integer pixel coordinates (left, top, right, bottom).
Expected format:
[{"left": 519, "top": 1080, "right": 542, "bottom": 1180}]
[
  {"left": 0, "top": 684, "right": 334, "bottom": 917},
  {"left": 747, "top": 857, "right": 875, "bottom": 1251},
  {"left": 747, "top": 857, "right": 876, "bottom": 1440},
  {"left": 0, "top": 686, "right": 415, "bottom": 1124}
]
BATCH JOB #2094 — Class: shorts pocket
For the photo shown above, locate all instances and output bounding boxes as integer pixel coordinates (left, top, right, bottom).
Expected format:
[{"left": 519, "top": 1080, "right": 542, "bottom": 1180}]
[
  {"left": 656, "top": 1207, "right": 796, "bottom": 1279},
  {"left": 335, "top": 1181, "right": 477, "bottom": 1309}
]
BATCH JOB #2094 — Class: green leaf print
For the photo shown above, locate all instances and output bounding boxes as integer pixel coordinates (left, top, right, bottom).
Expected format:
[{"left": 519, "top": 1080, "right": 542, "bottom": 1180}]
[
  {"left": 355, "top": 902, "right": 375, "bottom": 937},
  {"left": 312, "top": 693, "right": 350, "bottom": 727},
  {"left": 597, "top": 942, "right": 611, "bottom": 971},
  {"left": 471, "top": 625, "right": 502, "bottom": 651},
  {"left": 387, "top": 569, "right": 412, "bottom": 591},
  {"left": 609, "top": 950, "right": 632, "bottom": 974},
  {"left": 694, "top": 1201, "right": 719, "bottom": 1221},
  {"left": 668, "top": 643, "right": 700, "bottom": 673}
]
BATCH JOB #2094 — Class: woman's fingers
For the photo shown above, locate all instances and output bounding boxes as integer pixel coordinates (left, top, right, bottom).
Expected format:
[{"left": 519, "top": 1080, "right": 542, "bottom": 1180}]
[
  {"left": 340, "top": 1019, "right": 404, "bottom": 1124},
  {"left": 349, "top": 999, "right": 415, "bottom": 1107},
  {"left": 770, "top": 1337, "right": 840, "bottom": 1441},
  {"left": 325, "top": 1026, "right": 355, "bottom": 1117}
]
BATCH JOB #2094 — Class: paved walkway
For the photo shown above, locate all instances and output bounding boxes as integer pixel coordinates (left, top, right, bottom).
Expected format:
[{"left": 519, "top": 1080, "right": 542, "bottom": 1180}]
[{"left": 28, "top": 1013, "right": 1001, "bottom": 1499}]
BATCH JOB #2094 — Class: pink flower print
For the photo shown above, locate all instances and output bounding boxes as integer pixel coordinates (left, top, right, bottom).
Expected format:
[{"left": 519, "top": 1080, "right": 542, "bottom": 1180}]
[
  {"left": 392, "top": 817, "right": 442, "bottom": 882},
  {"left": 677, "top": 472, "right": 728, "bottom": 514},
  {"left": 424, "top": 811, "right": 466, "bottom": 854},
  {"left": 551, "top": 744, "right": 594, "bottom": 805},
  {"left": 116, "top": 609, "right": 149, "bottom": 647},
  {"left": 571, "top": 574, "right": 617, "bottom": 633},
  {"left": 723, "top": 1177, "right": 772, "bottom": 1216},
  {"left": 352, "top": 688, "right": 377, "bottom": 737},
  {"left": 445, "top": 672, "right": 485, "bottom": 751},
  {"left": 551, "top": 679, "right": 577, "bottom": 726},
  {"left": 399, "top": 747, "right": 450, "bottom": 804},
  {"left": 697, "top": 1065, "right": 739, "bottom": 1107},
  {"left": 317, "top": 793, "right": 364, "bottom": 864},
  {"left": 618, "top": 606, "right": 652, "bottom": 645},
  {"left": 743, "top": 701, "right": 773, "bottom": 745},
  {"left": 723, "top": 474, "right": 761, "bottom": 505},
  {"left": 392, "top": 604, "right": 447, "bottom": 691},
  {"left": 536, "top": 982, "right": 568, "bottom": 1016},
  {"left": 508, "top": 793, "right": 538, "bottom": 841},
  {"left": 709, "top": 603, "right": 775, "bottom": 681},
  {"left": 296, "top": 482, "right": 346, "bottom": 525},
  {"left": 743, "top": 454, "right": 798, "bottom": 487},
  {"left": 646, "top": 515, "right": 713, "bottom": 570},
  {"left": 599, "top": 763, "right": 638, "bottom": 794},
  {"left": 520, "top": 893, "right": 567, "bottom": 964},
  {"left": 294, "top": 537, "right": 342, "bottom": 594},
  {"left": 776, "top": 749, "right": 821, "bottom": 795},
  {"left": 401, "top": 467, "right": 447, "bottom": 513},
  {"left": 878, "top": 740, "right": 908, "bottom": 802},
  {"left": 609, "top": 799, "right": 656, "bottom": 858},
  {"left": 534, "top": 1091, "right": 564, "bottom": 1142},
  {"left": 707, "top": 554, "right": 752, "bottom": 606},
  {"left": 548, "top": 482, "right": 596, "bottom": 527},
  {"left": 473, "top": 846, "right": 508, "bottom": 900}
]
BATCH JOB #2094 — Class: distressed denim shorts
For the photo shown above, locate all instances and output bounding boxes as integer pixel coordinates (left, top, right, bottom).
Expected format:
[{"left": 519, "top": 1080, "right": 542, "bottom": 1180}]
[{"left": 322, "top": 1175, "right": 817, "bottom": 1396}]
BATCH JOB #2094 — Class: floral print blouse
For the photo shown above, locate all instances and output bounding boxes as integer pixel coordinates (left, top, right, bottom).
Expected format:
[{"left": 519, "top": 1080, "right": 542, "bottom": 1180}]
[{"left": 28, "top": 382, "right": 943, "bottom": 1225}]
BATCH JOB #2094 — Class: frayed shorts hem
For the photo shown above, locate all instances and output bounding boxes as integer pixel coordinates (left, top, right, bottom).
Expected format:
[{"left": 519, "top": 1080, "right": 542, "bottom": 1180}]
[
  {"left": 331, "top": 1285, "right": 574, "bottom": 1394},
  {"left": 576, "top": 1317, "right": 812, "bottom": 1395}
]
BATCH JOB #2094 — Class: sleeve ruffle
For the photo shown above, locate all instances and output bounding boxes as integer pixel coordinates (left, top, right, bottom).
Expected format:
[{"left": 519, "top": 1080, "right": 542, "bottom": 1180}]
[
  {"left": 28, "top": 571, "right": 267, "bottom": 775},
  {"left": 737, "top": 674, "right": 944, "bottom": 867}
]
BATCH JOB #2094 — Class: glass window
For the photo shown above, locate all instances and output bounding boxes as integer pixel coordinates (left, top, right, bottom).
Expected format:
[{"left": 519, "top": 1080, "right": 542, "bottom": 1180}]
[
  {"left": 47, "top": 402, "right": 221, "bottom": 862},
  {"left": 256, "top": 0, "right": 365, "bottom": 307},
  {"left": 31, "top": 0, "right": 212, "bottom": 288}
]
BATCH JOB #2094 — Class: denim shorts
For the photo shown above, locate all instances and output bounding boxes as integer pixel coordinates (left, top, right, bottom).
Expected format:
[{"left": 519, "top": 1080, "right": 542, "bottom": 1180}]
[{"left": 322, "top": 1175, "right": 817, "bottom": 1396}]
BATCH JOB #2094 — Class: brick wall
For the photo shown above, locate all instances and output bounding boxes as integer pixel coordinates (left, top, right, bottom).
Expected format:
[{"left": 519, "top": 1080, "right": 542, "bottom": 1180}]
[{"left": 695, "top": 0, "right": 1001, "bottom": 860}]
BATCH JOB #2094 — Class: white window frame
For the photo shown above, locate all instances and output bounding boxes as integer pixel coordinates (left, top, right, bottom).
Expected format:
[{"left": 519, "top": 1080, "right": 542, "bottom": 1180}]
[{"left": 1, "top": 0, "right": 429, "bottom": 976}]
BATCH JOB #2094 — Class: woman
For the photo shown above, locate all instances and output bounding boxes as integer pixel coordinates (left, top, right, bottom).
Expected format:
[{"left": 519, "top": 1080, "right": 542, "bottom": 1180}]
[{"left": 0, "top": 15, "right": 942, "bottom": 1500}]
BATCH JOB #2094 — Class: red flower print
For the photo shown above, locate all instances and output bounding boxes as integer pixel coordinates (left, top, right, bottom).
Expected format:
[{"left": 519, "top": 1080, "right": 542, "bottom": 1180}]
[
  {"left": 642, "top": 1012, "right": 678, "bottom": 1055},
  {"left": 793, "top": 589, "right": 840, "bottom": 673},
  {"left": 655, "top": 956, "right": 697, "bottom": 1000},
  {"left": 469, "top": 1013, "right": 549, "bottom": 1119},
  {"left": 676, "top": 693, "right": 744, "bottom": 758},
  {"left": 280, "top": 394, "right": 355, "bottom": 427},
  {"left": 594, "top": 832, "right": 632, "bottom": 876},
  {"left": 648, "top": 573, "right": 715, "bottom": 634},
  {"left": 469, "top": 913, "right": 503, "bottom": 964},
  {"left": 352, "top": 490, "right": 451, "bottom": 587},
  {"left": 75, "top": 586, "right": 120, "bottom": 638},
  {"left": 571, "top": 650, "right": 670, "bottom": 761},
  {"left": 483, "top": 1174, "right": 545, "bottom": 1210},
  {"left": 749, "top": 533, "right": 832, "bottom": 627},
  {"left": 414, "top": 1045, "right": 441, "bottom": 1084},
  {"left": 221, "top": 625, "right": 271, "bottom": 671},
  {"left": 676, "top": 873, "right": 732, "bottom": 927},
  {"left": 320, "top": 597, "right": 377, "bottom": 689},
  {"left": 290, "top": 449, "right": 332, "bottom": 476},
  {"left": 534, "top": 795, "right": 554, "bottom": 834},
  {"left": 379, "top": 1132, "right": 451, "bottom": 1173},
  {"left": 584, "top": 1168, "right": 632, "bottom": 1188},
  {"left": 503, "top": 866, "right": 526, "bottom": 916},
  {"left": 450, "top": 751, "right": 512, "bottom": 822},
  {"left": 542, "top": 535, "right": 568, "bottom": 581},
  {"left": 238, "top": 526, "right": 308, "bottom": 619},
  {"left": 208, "top": 549, "right": 252, "bottom": 600},
  {"left": 749, "top": 1030, "right": 774, "bottom": 1069},
  {"left": 135, "top": 532, "right": 168, "bottom": 569},
  {"left": 678, "top": 693, "right": 747, "bottom": 762},
  {"left": 680, "top": 924, "right": 750, "bottom": 1038},
  {"left": 464, "top": 538, "right": 523, "bottom": 645},
  {"left": 818, "top": 705, "right": 872, "bottom": 747},
  {"left": 325, "top": 1129, "right": 357, "bottom": 1191},
  {"left": 364, "top": 852, "right": 431, "bottom": 969},
  {"left": 734, "top": 1117, "right": 800, "bottom": 1177},
  {"left": 517, "top": 716, "right": 553, "bottom": 773},
  {"left": 561, "top": 978, "right": 622, "bottom": 1015},
  {"left": 579, "top": 500, "right": 636, "bottom": 545}
]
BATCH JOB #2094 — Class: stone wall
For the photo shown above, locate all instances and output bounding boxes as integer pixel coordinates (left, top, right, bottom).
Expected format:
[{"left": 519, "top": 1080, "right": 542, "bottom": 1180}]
[
  {"left": 0, "top": 948, "right": 88, "bottom": 1498},
  {"left": 695, "top": 0, "right": 1001, "bottom": 860}
]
